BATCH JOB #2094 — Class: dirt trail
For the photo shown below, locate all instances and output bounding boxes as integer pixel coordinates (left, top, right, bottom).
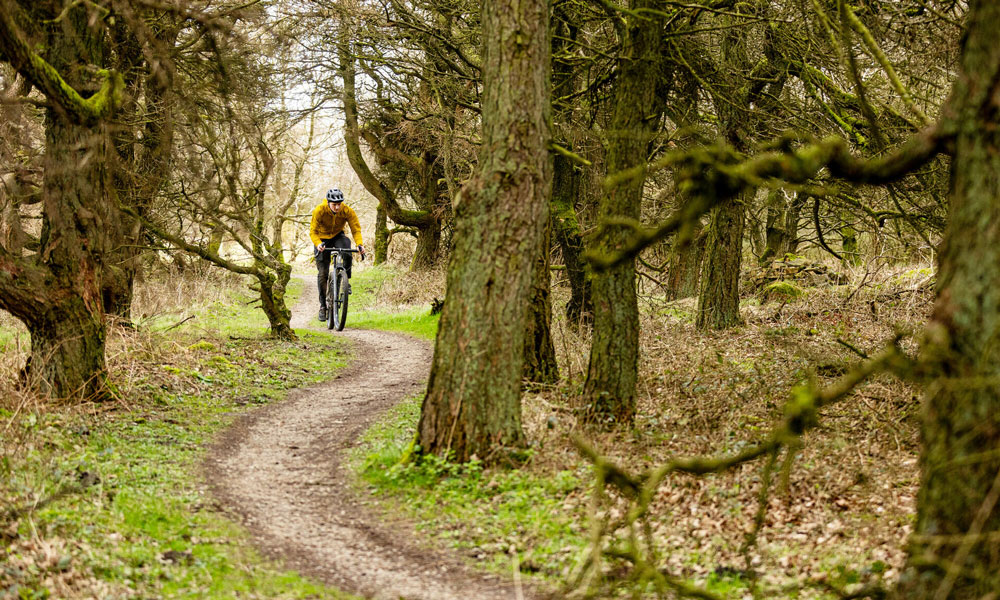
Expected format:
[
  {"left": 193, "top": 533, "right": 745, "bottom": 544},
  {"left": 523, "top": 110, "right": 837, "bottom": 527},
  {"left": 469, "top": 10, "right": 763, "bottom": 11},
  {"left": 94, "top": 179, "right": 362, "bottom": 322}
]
[{"left": 205, "top": 276, "right": 532, "bottom": 600}]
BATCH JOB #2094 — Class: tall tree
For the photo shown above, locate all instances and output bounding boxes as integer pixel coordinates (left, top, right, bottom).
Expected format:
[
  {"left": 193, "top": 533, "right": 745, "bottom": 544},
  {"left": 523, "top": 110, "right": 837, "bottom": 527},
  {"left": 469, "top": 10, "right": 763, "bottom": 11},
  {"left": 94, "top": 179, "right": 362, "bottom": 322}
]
[
  {"left": 102, "top": 3, "right": 179, "bottom": 322},
  {"left": 696, "top": 0, "right": 780, "bottom": 330},
  {"left": 897, "top": 1, "right": 1000, "bottom": 594},
  {"left": 417, "top": 0, "right": 551, "bottom": 462},
  {"left": 145, "top": 34, "right": 303, "bottom": 341},
  {"left": 338, "top": 40, "right": 443, "bottom": 270},
  {"left": 582, "top": 0, "right": 666, "bottom": 426},
  {"left": 550, "top": 2, "right": 593, "bottom": 325}
]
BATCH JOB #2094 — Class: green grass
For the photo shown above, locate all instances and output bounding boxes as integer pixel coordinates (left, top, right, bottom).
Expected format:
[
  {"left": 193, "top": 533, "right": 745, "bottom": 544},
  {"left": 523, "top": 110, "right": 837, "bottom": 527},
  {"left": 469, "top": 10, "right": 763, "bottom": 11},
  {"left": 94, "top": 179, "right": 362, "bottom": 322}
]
[
  {"left": 348, "top": 307, "right": 439, "bottom": 340},
  {"left": 345, "top": 266, "right": 440, "bottom": 340},
  {"left": 348, "top": 396, "right": 588, "bottom": 585},
  {"left": 2, "top": 276, "right": 356, "bottom": 599}
]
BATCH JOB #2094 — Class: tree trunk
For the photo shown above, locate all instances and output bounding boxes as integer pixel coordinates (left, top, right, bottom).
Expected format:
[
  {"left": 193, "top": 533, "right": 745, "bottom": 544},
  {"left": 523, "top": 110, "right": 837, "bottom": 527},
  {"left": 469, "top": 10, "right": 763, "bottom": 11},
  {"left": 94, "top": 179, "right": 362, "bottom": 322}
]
[
  {"left": 761, "top": 189, "right": 799, "bottom": 264},
  {"left": 896, "top": 2, "right": 1000, "bottom": 595},
  {"left": 23, "top": 298, "right": 109, "bottom": 399},
  {"left": 840, "top": 210, "right": 860, "bottom": 265},
  {"left": 411, "top": 215, "right": 441, "bottom": 271},
  {"left": 697, "top": 192, "right": 746, "bottom": 330},
  {"left": 10, "top": 117, "right": 113, "bottom": 401},
  {"left": 551, "top": 7, "right": 591, "bottom": 326},
  {"left": 784, "top": 193, "right": 803, "bottom": 256},
  {"left": 102, "top": 252, "right": 137, "bottom": 323},
  {"left": 665, "top": 226, "right": 705, "bottom": 301},
  {"left": 695, "top": 1, "right": 766, "bottom": 331},
  {"left": 551, "top": 152, "right": 592, "bottom": 325},
  {"left": 0, "top": 3, "right": 121, "bottom": 400},
  {"left": 104, "top": 76, "right": 175, "bottom": 322},
  {"left": 417, "top": 0, "right": 551, "bottom": 462},
  {"left": 374, "top": 203, "right": 389, "bottom": 265},
  {"left": 523, "top": 217, "right": 558, "bottom": 385},
  {"left": 256, "top": 264, "right": 295, "bottom": 341},
  {"left": 582, "top": 0, "right": 664, "bottom": 427}
]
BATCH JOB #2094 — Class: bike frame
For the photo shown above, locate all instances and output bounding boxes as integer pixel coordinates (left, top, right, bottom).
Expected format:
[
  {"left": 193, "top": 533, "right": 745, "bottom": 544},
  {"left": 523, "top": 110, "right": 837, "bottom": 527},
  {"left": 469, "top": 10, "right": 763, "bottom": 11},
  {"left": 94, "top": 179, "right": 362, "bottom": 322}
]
[{"left": 325, "top": 247, "right": 360, "bottom": 331}]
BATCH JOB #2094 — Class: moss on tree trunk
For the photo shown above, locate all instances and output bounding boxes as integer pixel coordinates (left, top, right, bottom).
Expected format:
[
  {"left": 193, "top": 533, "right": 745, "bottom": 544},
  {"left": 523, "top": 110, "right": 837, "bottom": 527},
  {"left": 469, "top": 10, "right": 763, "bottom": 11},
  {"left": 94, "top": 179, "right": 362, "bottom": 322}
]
[
  {"left": 0, "top": 4, "right": 119, "bottom": 400},
  {"left": 666, "top": 226, "right": 705, "bottom": 301},
  {"left": 551, "top": 152, "right": 592, "bottom": 324},
  {"left": 374, "top": 204, "right": 389, "bottom": 265},
  {"left": 256, "top": 263, "right": 295, "bottom": 341},
  {"left": 411, "top": 216, "right": 441, "bottom": 272},
  {"left": 760, "top": 189, "right": 801, "bottom": 264}
]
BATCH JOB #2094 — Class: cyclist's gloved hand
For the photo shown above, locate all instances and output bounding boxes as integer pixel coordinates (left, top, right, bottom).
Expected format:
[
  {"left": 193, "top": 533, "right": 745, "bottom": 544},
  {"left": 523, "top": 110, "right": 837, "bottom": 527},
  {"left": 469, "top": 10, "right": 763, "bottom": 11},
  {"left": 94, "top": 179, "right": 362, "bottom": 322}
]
[
  {"left": 358, "top": 245, "right": 366, "bottom": 260},
  {"left": 317, "top": 243, "right": 326, "bottom": 252}
]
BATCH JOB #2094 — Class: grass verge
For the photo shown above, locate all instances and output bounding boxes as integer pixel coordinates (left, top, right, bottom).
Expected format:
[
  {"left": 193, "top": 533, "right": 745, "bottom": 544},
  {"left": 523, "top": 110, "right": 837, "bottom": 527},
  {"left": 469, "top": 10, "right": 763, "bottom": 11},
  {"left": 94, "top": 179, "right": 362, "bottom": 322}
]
[
  {"left": 347, "top": 395, "right": 589, "bottom": 590},
  {"left": 2, "top": 275, "right": 356, "bottom": 599}
]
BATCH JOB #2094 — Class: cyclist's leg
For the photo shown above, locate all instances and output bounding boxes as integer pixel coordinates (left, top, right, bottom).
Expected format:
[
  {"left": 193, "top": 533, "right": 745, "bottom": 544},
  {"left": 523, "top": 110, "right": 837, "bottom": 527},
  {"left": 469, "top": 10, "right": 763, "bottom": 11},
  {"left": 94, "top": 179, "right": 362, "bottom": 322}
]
[
  {"left": 331, "top": 232, "right": 352, "bottom": 278},
  {"left": 316, "top": 239, "right": 334, "bottom": 307}
]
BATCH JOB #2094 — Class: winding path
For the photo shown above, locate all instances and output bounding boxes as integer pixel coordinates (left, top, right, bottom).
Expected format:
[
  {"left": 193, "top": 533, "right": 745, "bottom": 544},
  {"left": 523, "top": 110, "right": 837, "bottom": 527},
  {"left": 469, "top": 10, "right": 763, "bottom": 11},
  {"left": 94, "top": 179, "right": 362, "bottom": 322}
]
[{"left": 205, "top": 276, "right": 531, "bottom": 600}]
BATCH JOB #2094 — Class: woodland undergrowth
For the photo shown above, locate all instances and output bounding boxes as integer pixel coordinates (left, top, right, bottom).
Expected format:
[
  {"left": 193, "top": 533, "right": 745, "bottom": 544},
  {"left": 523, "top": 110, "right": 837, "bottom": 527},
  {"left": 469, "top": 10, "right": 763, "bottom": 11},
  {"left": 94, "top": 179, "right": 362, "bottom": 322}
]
[{"left": 357, "top": 253, "right": 932, "bottom": 599}]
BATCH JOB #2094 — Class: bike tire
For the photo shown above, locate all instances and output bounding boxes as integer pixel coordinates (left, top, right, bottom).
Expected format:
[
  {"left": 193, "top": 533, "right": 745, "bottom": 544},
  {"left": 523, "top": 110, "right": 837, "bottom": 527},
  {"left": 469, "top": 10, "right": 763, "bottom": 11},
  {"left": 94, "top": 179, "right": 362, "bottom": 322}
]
[
  {"left": 333, "top": 268, "right": 349, "bottom": 331},
  {"left": 325, "top": 273, "right": 337, "bottom": 330}
]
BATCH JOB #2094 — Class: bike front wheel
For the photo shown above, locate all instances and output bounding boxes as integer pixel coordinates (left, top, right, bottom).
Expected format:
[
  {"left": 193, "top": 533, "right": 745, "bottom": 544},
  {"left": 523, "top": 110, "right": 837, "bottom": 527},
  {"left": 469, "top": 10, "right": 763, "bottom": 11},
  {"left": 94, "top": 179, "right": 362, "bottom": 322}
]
[
  {"left": 325, "top": 272, "right": 337, "bottom": 330},
  {"left": 332, "top": 267, "right": 349, "bottom": 331}
]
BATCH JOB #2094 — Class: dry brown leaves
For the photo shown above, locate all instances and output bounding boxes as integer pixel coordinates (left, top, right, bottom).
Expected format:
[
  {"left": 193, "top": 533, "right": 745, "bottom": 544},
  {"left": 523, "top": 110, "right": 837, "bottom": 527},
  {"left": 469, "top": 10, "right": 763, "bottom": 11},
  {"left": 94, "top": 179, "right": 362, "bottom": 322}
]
[{"left": 521, "top": 257, "right": 933, "bottom": 595}]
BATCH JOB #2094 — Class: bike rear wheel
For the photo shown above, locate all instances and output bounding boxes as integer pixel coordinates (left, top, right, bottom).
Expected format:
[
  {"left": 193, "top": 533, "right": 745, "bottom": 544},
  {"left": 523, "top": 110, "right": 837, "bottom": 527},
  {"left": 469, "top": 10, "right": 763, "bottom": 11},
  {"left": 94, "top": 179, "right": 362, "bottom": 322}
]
[{"left": 332, "top": 267, "right": 349, "bottom": 331}]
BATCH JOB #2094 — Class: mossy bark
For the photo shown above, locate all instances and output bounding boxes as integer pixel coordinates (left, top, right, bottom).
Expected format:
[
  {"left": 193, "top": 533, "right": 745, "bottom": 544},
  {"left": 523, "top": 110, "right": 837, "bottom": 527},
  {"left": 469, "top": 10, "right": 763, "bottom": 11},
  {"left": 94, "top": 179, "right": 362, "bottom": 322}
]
[
  {"left": 840, "top": 210, "right": 860, "bottom": 265},
  {"left": 695, "top": 4, "right": 760, "bottom": 331},
  {"left": 895, "top": 2, "right": 1000, "bottom": 595},
  {"left": 411, "top": 215, "right": 441, "bottom": 271},
  {"left": 550, "top": 6, "right": 591, "bottom": 326},
  {"left": 582, "top": 0, "right": 665, "bottom": 427},
  {"left": 255, "top": 262, "right": 295, "bottom": 341},
  {"left": 760, "top": 190, "right": 801, "bottom": 264},
  {"left": 417, "top": 0, "right": 551, "bottom": 462},
  {"left": 665, "top": 225, "right": 705, "bottom": 301}
]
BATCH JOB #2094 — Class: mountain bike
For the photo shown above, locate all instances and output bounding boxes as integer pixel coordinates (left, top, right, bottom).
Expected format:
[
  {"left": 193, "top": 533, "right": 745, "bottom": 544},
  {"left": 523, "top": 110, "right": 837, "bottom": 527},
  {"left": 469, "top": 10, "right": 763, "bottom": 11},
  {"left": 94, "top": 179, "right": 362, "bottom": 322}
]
[{"left": 326, "top": 248, "right": 360, "bottom": 331}]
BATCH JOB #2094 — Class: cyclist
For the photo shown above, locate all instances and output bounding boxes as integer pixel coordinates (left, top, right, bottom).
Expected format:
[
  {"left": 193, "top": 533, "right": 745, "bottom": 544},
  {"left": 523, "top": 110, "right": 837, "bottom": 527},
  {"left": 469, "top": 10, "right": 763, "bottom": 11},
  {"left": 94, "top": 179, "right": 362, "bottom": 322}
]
[{"left": 310, "top": 188, "right": 365, "bottom": 321}]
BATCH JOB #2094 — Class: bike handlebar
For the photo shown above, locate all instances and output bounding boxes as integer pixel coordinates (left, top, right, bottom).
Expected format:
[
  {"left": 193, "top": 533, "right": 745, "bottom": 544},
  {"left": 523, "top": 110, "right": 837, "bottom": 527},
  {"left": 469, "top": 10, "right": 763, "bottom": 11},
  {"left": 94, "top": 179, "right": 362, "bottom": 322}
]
[{"left": 322, "top": 247, "right": 364, "bottom": 261}]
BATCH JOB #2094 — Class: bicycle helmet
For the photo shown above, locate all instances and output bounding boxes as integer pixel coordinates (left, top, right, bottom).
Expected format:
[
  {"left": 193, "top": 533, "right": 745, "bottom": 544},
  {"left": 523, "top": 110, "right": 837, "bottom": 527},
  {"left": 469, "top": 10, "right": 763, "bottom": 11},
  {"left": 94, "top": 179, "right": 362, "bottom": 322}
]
[{"left": 326, "top": 188, "right": 344, "bottom": 203}]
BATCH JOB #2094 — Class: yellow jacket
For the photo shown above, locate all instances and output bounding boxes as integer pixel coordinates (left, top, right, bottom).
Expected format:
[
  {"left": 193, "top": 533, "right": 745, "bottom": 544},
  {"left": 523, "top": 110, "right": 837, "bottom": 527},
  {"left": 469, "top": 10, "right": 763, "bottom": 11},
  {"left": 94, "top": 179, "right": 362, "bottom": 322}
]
[{"left": 309, "top": 202, "right": 364, "bottom": 247}]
